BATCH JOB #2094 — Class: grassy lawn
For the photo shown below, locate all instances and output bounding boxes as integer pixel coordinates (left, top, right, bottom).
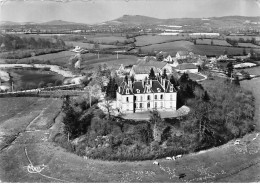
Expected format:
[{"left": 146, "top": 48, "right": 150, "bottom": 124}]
[{"left": 188, "top": 73, "right": 206, "bottom": 81}]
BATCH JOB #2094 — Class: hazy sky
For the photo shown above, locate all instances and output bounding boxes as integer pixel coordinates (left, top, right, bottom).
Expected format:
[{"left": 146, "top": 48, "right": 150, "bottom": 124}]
[{"left": 1, "top": 0, "right": 260, "bottom": 24}]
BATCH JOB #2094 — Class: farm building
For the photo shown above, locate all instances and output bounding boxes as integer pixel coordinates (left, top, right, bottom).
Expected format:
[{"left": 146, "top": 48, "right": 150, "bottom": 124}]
[
  {"left": 116, "top": 78, "right": 177, "bottom": 113},
  {"left": 176, "top": 51, "right": 194, "bottom": 59},
  {"left": 130, "top": 59, "right": 172, "bottom": 80},
  {"left": 174, "top": 63, "right": 198, "bottom": 73}
]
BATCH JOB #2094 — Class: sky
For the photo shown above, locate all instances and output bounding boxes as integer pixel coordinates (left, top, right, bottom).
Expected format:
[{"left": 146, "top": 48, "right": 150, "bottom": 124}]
[{"left": 1, "top": 0, "right": 260, "bottom": 24}]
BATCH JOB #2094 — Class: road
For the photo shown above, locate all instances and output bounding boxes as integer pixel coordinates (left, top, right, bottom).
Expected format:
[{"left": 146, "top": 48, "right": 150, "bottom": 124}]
[{"left": 0, "top": 80, "right": 259, "bottom": 182}]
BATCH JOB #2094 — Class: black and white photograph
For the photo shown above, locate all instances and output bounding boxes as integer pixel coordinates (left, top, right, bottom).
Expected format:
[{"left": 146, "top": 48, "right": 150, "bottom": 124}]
[{"left": 0, "top": 0, "right": 260, "bottom": 183}]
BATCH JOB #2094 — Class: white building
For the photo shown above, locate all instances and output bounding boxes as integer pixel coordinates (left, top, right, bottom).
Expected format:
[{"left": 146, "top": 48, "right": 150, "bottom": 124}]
[
  {"left": 116, "top": 78, "right": 177, "bottom": 113},
  {"left": 174, "top": 63, "right": 198, "bottom": 73},
  {"left": 130, "top": 59, "right": 172, "bottom": 80}
]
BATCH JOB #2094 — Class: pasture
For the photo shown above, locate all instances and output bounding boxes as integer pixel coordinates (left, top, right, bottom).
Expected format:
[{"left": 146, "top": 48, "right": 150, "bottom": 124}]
[
  {"left": 0, "top": 97, "right": 39, "bottom": 122},
  {"left": 237, "top": 43, "right": 260, "bottom": 48},
  {"left": 17, "top": 51, "right": 75, "bottom": 66},
  {"left": 141, "top": 41, "right": 194, "bottom": 54},
  {"left": 196, "top": 39, "right": 232, "bottom": 46},
  {"left": 81, "top": 54, "right": 138, "bottom": 71},
  {"left": 84, "top": 36, "right": 126, "bottom": 43},
  {"left": 135, "top": 35, "right": 187, "bottom": 46},
  {"left": 65, "top": 41, "right": 119, "bottom": 49}
]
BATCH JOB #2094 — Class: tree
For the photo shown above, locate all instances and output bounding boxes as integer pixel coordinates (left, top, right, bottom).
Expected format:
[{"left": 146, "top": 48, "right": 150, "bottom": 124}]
[
  {"left": 161, "top": 69, "right": 167, "bottom": 79},
  {"left": 103, "top": 97, "right": 113, "bottom": 119},
  {"left": 226, "top": 62, "right": 233, "bottom": 77},
  {"left": 149, "top": 110, "right": 164, "bottom": 142},
  {"left": 62, "top": 96, "right": 81, "bottom": 140},
  {"left": 211, "top": 39, "right": 214, "bottom": 45},
  {"left": 138, "top": 48, "right": 142, "bottom": 54},
  {"left": 156, "top": 53, "right": 164, "bottom": 61},
  {"left": 149, "top": 68, "right": 156, "bottom": 80},
  {"left": 224, "top": 48, "right": 228, "bottom": 55},
  {"left": 233, "top": 75, "right": 240, "bottom": 86},
  {"left": 93, "top": 42, "right": 100, "bottom": 50},
  {"left": 202, "top": 91, "right": 210, "bottom": 102},
  {"left": 243, "top": 48, "right": 247, "bottom": 56}
]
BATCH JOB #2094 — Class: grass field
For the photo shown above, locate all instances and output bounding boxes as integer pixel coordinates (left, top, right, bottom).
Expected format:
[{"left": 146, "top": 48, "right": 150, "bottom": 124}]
[
  {"left": 135, "top": 35, "right": 186, "bottom": 46},
  {"left": 237, "top": 43, "right": 260, "bottom": 48},
  {"left": 0, "top": 97, "right": 39, "bottom": 123},
  {"left": 196, "top": 39, "right": 232, "bottom": 46},
  {"left": 17, "top": 51, "right": 75, "bottom": 66},
  {"left": 81, "top": 54, "right": 138, "bottom": 70},
  {"left": 225, "top": 35, "right": 260, "bottom": 40},
  {"left": 188, "top": 73, "right": 206, "bottom": 81},
  {"left": 84, "top": 36, "right": 126, "bottom": 43},
  {"left": 65, "top": 41, "right": 118, "bottom": 49},
  {"left": 140, "top": 40, "right": 250, "bottom": 56}
]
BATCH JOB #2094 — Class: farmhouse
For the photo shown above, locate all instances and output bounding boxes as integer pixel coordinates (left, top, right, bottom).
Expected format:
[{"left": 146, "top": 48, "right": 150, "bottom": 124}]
[
  {"left": 130, "top": 59, "right": 172, "bottom": 80},
  {"left": 116, "top": 78, "right": 177, "bottom": 113},
  {"left": 176, "top": 51, "right": 193, "bottom": 60},
  {"left": 174, "top": 63, "right": 198, "bottom": 73}
]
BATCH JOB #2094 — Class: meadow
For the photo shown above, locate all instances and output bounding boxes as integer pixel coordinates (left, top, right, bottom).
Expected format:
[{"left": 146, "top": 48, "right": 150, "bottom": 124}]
[
  {"left": 237, "top": 43, "right": 260, "bottom": 48},
  {"left": 0, "top": 97, "right": 39, "bottom": 122},
  {"left": 135, "top": 35, "right": 186, "bottom": 46},
  {"left": 65, "top": 41, "right": 119, "bottom": 49},
  {"left": 196, "top": 39, "right": 232, "bottom": 46},
  {"left": 84, "top": 35, "right": 126, "bottom": 43},
  {"left": 140, "top": 40, "right": 260, "bottom": 56},
  {"left": 16, "top": 51, "right": 75, "bottom": 66}
]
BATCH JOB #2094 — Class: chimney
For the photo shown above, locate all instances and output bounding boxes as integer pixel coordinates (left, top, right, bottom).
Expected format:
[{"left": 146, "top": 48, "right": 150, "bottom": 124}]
[
  {"left": 162, "top": 79, "right": 166, "bottom": 90},
  {"left": 150, "top": 79, "right": 152, "bottom": 86}
]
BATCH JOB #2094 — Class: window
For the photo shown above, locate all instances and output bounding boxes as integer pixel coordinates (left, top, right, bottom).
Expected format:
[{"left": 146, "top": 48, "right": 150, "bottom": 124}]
[
  {"left": 155, "top": 102, "right": 157, "bottom": 108},
  {"left": 127, "top": 104, "right": 129, "bottom": 111},
  {"left": 140, "top": 103, "right": 142, "bottom": 108},
  {"left": 160, "top": 94, "right": 163, "bottom": 100},
  {"left": 157, "top": 88, "right": 161, "bottom": 93},
  {"left": 140, "top": 96, "right": 143, "bottom": 101},
  {"left": 147, "top": 95, "right": 150, "bottom": 100},
  {"left": 170, "top": 94, "right": 172, "bottom": 100},
  {"left": 136, "top": 89, "right": 140, "bottom": 93},
  {"left": 161, "top": 102, "right": 163, "bottom": 108},
  {"left": 170, "top": 86, "right": 173, "bottom": 92},
  {"left": 126, "top": 88, "right": 129, "bottom": 94},
  {"left": 155, "top": 95, "right": 157, "bottom": 100},
  {"left": 170, "top": 102, "right": 172, "bottom": 108},
  {"left": 126, "top": 97, "right": 129, "bottom": 102},
  {"left": 147, "top": 102, "right": 150, "bottom": 108}
]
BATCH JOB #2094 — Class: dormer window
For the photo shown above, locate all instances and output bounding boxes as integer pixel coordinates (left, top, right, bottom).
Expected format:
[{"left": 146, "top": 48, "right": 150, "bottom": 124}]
[
  {"left": 147, "top": 86, "right": 151, "bottom": 93},
  {"left": 157, "top": 88, "right": 161, "bottom": 93},
  {"left": 126, "top": 88, "right": 129, "bottom": 94},
  {"left": 170, "top": 86, "right": 173, "bottom": 92},
  {"left": 136, "top": 89, "right": 140, "bottom": 93}
]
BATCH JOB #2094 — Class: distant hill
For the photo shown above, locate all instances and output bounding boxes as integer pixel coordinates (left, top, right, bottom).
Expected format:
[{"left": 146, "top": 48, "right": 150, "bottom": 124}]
[
  {"left": 106, "top": 15, "right": 260, "bottom": 27},
  {"left": 40, "top": 20, "right": 84, "bottom": 25},
  {"left": 106, "top": 15, "right": 164, "bottom": 25},
  {"left": 1, "top": 15, "right": 260, "bottom": 27}
]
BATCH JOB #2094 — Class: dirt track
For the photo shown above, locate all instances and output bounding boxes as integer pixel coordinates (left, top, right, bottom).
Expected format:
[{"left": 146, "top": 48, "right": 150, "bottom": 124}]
[{"left": 0, "top": 79, "right": 260, "bottom": 182}]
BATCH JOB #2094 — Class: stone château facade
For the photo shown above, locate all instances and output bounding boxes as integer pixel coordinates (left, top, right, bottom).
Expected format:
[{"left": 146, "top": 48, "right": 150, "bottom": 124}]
[{"left": 116, "top": 78, "right": 177, "bottom": 113}]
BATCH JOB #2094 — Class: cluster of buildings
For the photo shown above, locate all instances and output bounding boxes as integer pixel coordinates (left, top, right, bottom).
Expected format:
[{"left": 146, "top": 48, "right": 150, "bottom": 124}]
[{"left": 115, "top": 50, "right": 206, "bottom": 113}]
